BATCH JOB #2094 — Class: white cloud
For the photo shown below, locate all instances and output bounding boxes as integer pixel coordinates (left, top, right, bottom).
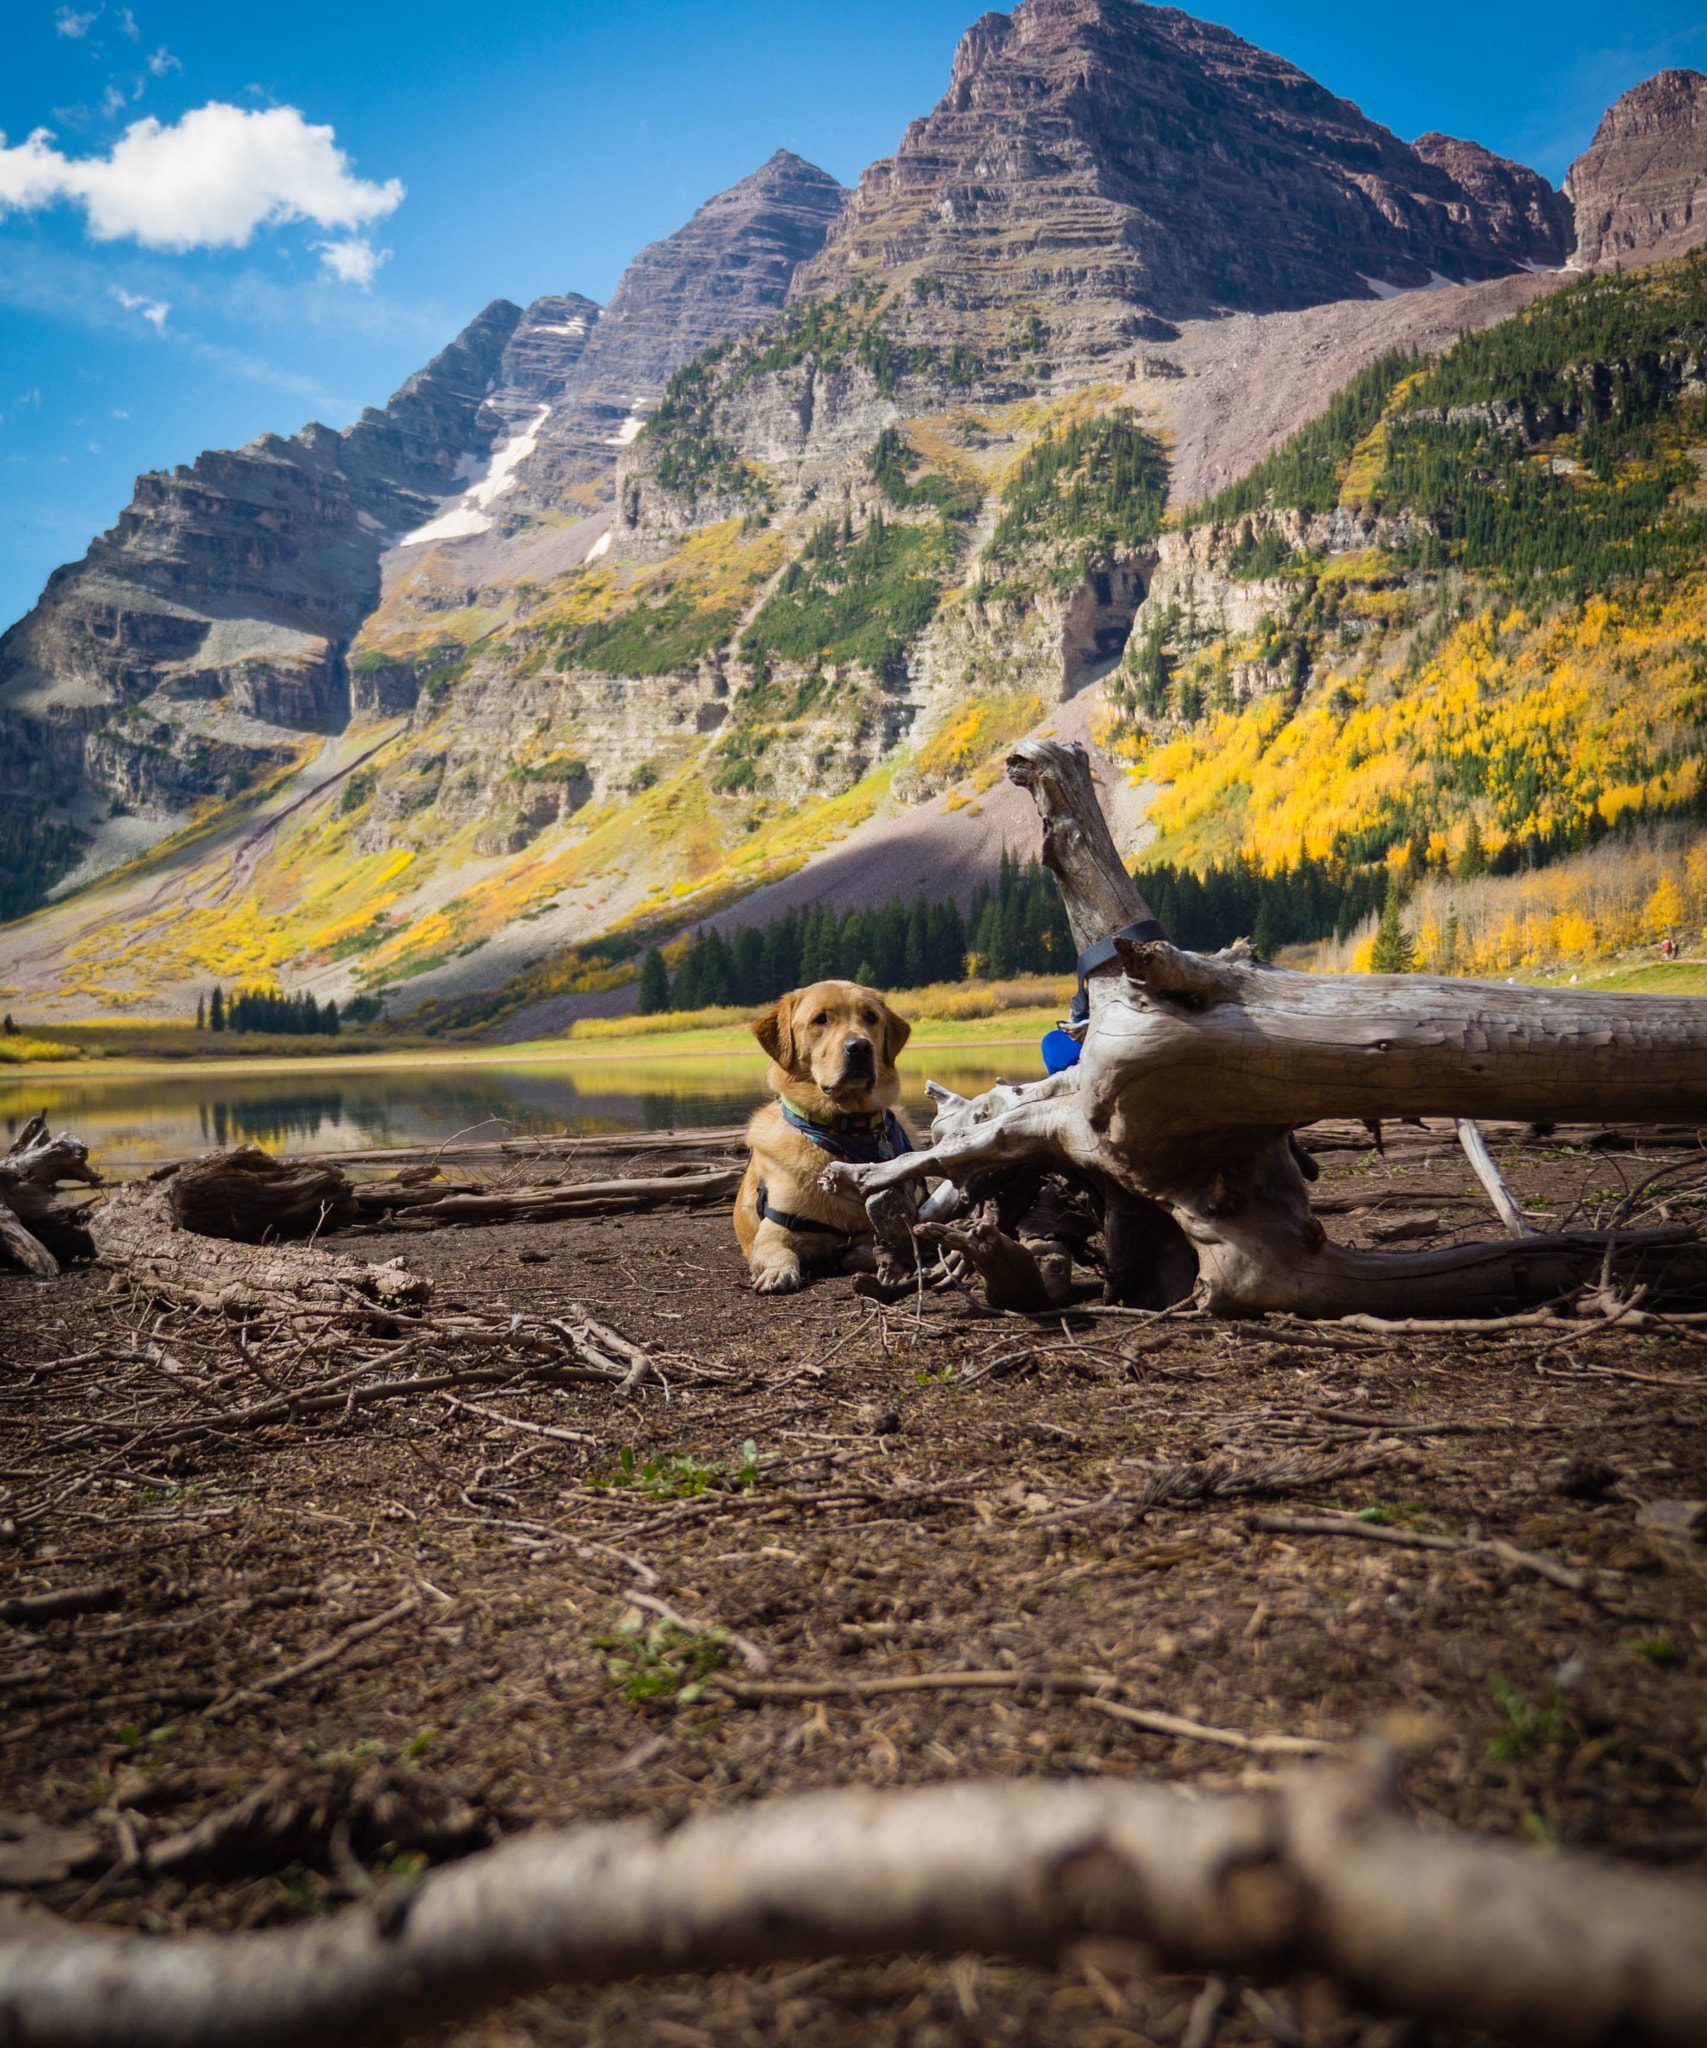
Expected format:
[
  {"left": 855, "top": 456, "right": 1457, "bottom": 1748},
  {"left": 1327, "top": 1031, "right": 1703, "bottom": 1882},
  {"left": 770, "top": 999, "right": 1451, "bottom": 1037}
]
[
  {"left": 0, "top": 102, "right": 404, "bottom": 251},
  {"left": 17, "top": 387, "right": 41, "bottom": 406},
  {"left": 116, "top": 6, "right": 138, "bottom": 36},
  {"left": 111, "top": 405, "right": 128, "bottom": 416},
  {"left": 111, "top": 283, "right": 168, "bottom": 328},
  {"left": 146, "top": 45, "right": 179, "bottom": 77},
  {"left": 316, "top": 235, "right": 387, "bottom": 287},
  {"left": 55, "top": 7, "right": 99, "bottom": 37},
  {"left": 100, "top": 83, "right": 128, "bottom": 119}
]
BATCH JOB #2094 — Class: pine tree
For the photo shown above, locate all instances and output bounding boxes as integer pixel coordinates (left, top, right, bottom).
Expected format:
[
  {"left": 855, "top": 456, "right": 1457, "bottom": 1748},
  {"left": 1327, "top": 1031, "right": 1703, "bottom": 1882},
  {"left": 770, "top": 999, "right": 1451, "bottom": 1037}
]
[
  {"left": 1457, "top": 817, "right": 1488, "bottom": 881},
  {"left": 1369, "top": 891, "right": 1416, "bottom": 974},
  {"left": 637, "top": 948, "right": 669, "bottom": 1015},
  {"left": 209, "top": 986, "right": 225, "bottom": 1033},
  {"left": 195, "top": 994, "right": 205, "bottom": 1029},
  {"left": 904, "top": 893, "right": 930, "bottom": 988}
]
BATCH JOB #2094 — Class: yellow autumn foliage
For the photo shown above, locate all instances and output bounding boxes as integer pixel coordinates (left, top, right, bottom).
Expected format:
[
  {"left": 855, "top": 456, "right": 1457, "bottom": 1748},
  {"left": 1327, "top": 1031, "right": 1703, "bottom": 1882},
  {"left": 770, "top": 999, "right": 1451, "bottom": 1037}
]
[{"left": 1135, "top": 578, "right": 1707, "bottom": 875}]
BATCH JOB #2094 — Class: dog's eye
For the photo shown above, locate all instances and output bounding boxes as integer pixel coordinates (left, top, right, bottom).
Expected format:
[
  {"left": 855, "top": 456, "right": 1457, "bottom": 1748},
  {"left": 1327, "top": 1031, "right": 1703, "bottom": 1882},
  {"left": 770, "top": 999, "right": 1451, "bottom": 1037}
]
[
  {"left": 812, "top": 1012, "right": 828, "bottom": 1027},
  {"left": 862, "top": 1009, "right": 877, "bottom": 1024}
]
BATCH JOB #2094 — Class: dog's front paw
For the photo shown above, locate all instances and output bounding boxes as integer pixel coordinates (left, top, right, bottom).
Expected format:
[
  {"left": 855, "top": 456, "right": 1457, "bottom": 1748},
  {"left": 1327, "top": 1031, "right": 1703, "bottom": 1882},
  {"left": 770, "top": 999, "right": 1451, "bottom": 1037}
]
[{"left": 752, "top": 1255, "right": 803, "bottom": 1294}]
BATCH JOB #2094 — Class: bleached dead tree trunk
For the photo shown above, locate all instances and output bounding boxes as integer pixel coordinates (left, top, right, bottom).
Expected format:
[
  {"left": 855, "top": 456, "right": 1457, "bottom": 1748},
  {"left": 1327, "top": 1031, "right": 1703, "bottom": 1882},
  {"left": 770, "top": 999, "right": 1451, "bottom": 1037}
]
[
  {"left": 835, "top": 741, "right": 1707, "bottom": 1318},
  {"left": 0, "top": 1764, "right": 1702, "bottom": 2048}
]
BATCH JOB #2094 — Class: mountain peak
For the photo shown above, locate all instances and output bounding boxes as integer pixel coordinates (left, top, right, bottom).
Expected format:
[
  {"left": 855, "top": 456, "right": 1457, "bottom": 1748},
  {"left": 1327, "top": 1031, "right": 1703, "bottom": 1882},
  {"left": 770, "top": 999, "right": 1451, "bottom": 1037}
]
[
  {"left": 791, "top": 0, "right": 1565, "bottom": 357},
  {"left": 1565, "top": 69, "right": 1707, "bottom": 267}
]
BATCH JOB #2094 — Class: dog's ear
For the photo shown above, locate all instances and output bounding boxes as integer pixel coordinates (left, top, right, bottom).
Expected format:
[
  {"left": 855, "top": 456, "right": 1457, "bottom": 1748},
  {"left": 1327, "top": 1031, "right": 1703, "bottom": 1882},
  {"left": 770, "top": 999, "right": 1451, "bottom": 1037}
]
[
  {"left": 879, "top": 1000, "right": 911, "bottom": 1068},
  {"left": 753, "top": 991, "right": 795, "bottom": 1067}
]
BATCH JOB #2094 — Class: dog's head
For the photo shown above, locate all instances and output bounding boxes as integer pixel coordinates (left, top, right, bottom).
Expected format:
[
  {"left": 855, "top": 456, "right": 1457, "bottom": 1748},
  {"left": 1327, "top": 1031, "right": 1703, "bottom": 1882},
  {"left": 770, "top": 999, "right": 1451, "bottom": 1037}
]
[{"left": 752, "top": 980, "right": 911, "bottom": 1116}]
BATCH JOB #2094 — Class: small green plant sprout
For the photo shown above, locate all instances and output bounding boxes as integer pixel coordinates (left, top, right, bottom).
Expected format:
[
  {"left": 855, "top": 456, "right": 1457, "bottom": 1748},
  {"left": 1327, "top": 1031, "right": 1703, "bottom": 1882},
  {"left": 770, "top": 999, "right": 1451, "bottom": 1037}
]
[
  {"left": 596, "top": 1613, "right": 731, "bottom": 1708},
  {"left": 915, "top": 1364, "right": 955, "bottom": 1387},
  {"left": 1517, "top": 1810, "right": 1558, "bottom": 1850},
  {"left": 1487, "top": 1674, "right": 1573, "bottom": 1765},
  {"left": 596, "top": 1442, "right": 765, "bottom": 1500},
  {"left": 405, "top": 1727, "right": 437, "bottom": 1759},
  {"left": 1627, "top": 1631, "right": 1683, "bottom": 1667}
]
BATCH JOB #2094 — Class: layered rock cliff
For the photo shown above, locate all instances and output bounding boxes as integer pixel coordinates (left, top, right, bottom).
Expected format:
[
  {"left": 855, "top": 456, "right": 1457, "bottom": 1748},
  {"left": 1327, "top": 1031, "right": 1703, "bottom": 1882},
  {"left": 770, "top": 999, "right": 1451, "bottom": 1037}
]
[
  {"left": 506, "top": 150, "right": 849, "bottom": 513},
  {"left": 1566, "top": 69, "right": 1707, "bottom": 267},
  {"left": 790, "top": 0, "right": 1572, "bottom": 367},
  {"left": 0, "top": 152, "right": 845, "bottom": 876}
]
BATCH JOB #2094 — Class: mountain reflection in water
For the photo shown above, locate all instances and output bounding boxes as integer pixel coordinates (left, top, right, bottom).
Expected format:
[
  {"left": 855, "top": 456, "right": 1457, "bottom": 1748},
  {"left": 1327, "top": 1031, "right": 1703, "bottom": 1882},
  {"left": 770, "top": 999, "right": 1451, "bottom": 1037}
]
[{"left": 0, "top": 1048, "right": 1035, "bottom": 1168}]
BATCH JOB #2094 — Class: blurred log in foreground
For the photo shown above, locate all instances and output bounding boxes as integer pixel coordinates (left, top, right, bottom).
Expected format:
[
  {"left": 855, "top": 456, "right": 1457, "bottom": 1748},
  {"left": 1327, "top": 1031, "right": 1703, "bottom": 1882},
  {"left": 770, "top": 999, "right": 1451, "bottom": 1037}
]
[{"left": 0, "top": 1758, "right": 1702, "bottom": 2048}]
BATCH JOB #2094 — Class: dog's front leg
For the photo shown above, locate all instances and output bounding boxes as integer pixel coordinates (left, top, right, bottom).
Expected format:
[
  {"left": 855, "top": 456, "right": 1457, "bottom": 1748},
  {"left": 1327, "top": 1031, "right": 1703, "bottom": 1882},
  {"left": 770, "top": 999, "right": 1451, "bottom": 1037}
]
[{"left": 747, "top": 1218, "right": 806, "bottom": 1294}]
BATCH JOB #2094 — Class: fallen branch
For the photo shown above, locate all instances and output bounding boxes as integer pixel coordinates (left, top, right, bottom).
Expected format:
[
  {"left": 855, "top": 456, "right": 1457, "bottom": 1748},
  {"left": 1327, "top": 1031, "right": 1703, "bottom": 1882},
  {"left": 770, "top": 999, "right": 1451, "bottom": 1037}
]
[
  {"left": 0, "top": 1113, "right": 99, "bottom": 1272},
  {"left": 712, "top": 1667, "right": 1334, "bottom": 1755},
  {"left": 203, "top": 1597, "right": 419, "bottom": 1721},
  {"left": 1455, "top": 1118, "right": 1533, "bottom": 1239},
  {"left": 1248, "top": 1513, "right": 1594, "bottom": 1595},
  {"left": 0, "top": 1583, "right": 121, "bottom": 1626},
  {"left": 0, "top": 1760, "right": 1703, "bottom": 2048},
  {"left": 1079, "top": 1696, "right": 1335, "bottom": 1757},
  {"left": 92, "top": 1179, "right": 431, "bottom": 1325},
  {"left": 354, "top": 1167, "right": 741, "bottom": 1226}
]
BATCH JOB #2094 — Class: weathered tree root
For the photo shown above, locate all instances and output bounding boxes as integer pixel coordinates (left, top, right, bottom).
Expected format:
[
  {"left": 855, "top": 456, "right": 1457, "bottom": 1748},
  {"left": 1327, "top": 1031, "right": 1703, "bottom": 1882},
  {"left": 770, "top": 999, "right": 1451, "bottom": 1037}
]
[
  {"left": 842, "top": 740, "right": 1707, "bottom": 1320},
  {"left": 0, "top": 1113, "right": 100, "bottom": 1276},
  {"left": 91, "top": 1179, "right": 432, "bottom": 1324},
  {"left": 0, "top": 1758, "right": 1703, "bottom": 2048}
]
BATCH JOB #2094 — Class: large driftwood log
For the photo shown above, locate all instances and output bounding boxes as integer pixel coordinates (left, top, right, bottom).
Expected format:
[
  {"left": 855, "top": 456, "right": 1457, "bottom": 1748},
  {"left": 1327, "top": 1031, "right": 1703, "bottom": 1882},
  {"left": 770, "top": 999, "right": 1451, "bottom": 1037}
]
[
  {"left": 92, "top": 1180, "right": 431, "bottom": 1324},
  {"left": 0, "top": 1761, "right": 1701, "bottom": 2048},
  {"left": 352, "top": 1164, "right": 742, "bottom": 1227},
  {"left": 0, "top": 1113, "right": 99, "bottom": 1275},
  {"left": 835, "top": 741, "right": 1707, "bottom": 1318}
]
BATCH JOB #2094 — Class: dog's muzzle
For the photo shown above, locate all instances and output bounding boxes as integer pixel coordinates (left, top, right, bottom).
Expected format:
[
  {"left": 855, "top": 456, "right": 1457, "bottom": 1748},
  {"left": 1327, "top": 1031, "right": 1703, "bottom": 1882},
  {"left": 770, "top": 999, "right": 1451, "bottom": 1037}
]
[{"left": 837, "top": 1037, "right": 876, "bottom": 1087}]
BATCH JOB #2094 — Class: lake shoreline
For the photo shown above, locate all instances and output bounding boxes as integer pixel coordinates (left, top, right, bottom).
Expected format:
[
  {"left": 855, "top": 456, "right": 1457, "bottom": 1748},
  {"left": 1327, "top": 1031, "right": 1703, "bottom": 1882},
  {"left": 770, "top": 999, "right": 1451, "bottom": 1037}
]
[{"left": 2, "top": 1012, "right": 1060, "bottom": 1084}]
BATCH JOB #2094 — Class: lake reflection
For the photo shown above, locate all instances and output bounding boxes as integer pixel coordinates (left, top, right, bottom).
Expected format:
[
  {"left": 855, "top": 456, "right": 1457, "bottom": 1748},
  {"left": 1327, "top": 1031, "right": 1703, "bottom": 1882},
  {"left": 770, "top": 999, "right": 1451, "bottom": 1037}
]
[{"left": 0, "top": 1045, "right": 1044, "bottom": 1168}]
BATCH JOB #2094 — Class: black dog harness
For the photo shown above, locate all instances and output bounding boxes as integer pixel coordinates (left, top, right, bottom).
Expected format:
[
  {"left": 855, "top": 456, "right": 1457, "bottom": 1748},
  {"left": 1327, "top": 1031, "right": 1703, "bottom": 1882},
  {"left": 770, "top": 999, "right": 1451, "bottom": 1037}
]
[
  {"left": 1068, "top": 918, "right": 1168, "bottom": 1024},
  {"left": 756, "top": 1103, "right": 913, "bottom": 1240}
]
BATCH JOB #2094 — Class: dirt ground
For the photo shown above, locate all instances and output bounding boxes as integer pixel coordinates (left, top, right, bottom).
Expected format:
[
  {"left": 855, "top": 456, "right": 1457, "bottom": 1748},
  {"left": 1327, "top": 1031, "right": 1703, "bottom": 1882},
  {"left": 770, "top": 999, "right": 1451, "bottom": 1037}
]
[{"left": 2, "top": 1120, "right": 1705, "bottom": 2048}]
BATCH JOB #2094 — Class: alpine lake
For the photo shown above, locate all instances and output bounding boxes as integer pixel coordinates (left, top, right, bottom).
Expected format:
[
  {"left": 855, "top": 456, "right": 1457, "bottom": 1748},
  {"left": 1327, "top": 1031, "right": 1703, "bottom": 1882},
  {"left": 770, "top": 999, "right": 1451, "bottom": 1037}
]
[{"left": 0, "top": 1044, "right": 1042, "bottom": 1171}]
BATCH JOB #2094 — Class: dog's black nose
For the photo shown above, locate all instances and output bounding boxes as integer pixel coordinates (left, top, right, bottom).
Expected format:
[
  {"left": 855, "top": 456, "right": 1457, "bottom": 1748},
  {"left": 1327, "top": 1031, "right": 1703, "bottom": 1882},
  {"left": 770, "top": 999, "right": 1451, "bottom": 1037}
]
[{"left": 842, "top": 1036, "right": 875, "bottom": 1068}]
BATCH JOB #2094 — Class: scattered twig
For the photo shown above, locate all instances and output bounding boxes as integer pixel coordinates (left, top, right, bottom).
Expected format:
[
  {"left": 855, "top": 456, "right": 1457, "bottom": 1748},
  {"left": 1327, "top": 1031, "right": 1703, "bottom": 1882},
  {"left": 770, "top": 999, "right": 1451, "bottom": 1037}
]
[
  {"left": 1248, "top": 1513, "right": 1595, "bottom": 1596},
  {"left": 203, "top": 1596, "right": 419, "bottom": 1721}
]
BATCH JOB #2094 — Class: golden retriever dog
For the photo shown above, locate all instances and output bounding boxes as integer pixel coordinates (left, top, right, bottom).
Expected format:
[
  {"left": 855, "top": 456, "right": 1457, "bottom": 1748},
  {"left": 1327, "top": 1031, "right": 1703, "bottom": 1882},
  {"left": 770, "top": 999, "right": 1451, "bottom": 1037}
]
[{"left": 735, "top": 980, "right": 914, "bottom": 1293}]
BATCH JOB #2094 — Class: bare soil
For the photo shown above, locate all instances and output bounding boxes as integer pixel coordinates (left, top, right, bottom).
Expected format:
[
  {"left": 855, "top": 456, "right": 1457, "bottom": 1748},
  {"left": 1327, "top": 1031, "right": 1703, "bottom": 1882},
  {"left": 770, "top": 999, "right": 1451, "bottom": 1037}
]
[{"left": 2, "top": 1124, "right": 1705, "bottom": 2048}]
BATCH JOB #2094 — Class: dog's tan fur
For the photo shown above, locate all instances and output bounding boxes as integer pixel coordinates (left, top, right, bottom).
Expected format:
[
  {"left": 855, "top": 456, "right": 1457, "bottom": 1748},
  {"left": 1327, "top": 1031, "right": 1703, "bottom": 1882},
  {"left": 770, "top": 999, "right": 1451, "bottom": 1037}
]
[{"left": 734, "top": 980, "right": 913, "bottom": 1294}]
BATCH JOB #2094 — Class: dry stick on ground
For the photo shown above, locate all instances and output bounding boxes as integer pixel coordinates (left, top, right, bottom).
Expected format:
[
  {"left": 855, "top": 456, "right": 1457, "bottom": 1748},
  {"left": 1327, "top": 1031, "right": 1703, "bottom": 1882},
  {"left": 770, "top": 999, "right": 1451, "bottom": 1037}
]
[
  {"left": 712, "top": 1668, "right": 1334, "bottom": 1756},
  {"left": 202, "top": 1597, "right": 419, "bottom": 1722},
  {"left": 1455, "top": 1118, "right": 1533, "bottom": 1239},
  {"left": 1247, "top": 1514, "right": 1598, "bottom": 1596},
  {"left": 2, "top": 1759, "right": 1705, "bottom": 2048}
]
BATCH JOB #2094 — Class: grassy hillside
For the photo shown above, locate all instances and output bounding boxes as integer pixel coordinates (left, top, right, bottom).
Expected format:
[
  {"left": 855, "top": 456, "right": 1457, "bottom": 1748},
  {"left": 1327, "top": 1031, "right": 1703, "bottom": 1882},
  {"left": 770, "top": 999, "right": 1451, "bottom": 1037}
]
[{"left": 1108, "top": 251, "right": 1707, "bottom": 973}]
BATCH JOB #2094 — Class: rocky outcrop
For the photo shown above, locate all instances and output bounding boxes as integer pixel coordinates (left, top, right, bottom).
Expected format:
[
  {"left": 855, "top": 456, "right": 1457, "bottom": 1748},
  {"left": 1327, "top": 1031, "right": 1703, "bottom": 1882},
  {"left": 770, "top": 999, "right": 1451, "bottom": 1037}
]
[
  {"left": 0, "top": 300, "right": 532, "bottom": 821},
  {"left": 1411, "top": 133, "right": 1575, "bottom": 267},
  {"left": 1565, "top": 70, "right": 1707, "bottom": 267},
  {"left": 791, "top": 0, "right": 1570, "bottom": 363},
  {"left": 502, "top": 151, "right": 849, "bottom": 513}
]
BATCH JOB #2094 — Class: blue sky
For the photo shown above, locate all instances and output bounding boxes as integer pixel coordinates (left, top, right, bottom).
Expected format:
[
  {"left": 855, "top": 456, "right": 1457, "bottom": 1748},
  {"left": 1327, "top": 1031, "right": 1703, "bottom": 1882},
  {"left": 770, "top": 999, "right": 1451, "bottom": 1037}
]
[{"left": 3, "top": 0, "right": 1704, "bottom": 632}]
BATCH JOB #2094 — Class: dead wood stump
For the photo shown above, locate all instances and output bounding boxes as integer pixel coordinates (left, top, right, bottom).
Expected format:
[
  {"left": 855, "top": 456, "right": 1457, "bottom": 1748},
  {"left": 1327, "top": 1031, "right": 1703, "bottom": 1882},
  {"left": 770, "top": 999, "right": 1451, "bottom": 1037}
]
[
  {"left": 166, "top": 1143, "right": 359, "bottom": 1242},
  {"left": 0, "top": 1112, "right": 100, "bottom": 1276}
]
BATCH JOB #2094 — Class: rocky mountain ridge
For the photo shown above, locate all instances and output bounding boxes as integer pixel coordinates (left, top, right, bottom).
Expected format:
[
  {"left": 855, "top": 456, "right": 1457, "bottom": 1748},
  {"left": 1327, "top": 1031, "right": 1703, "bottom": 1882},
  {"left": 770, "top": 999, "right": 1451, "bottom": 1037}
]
[
  {"left": 5, "top": 7, "right": 1707, "bottom": 1024},
  {"left": 789, "top": 0, "right": 1573, "bottom": 368},
  {"left": 0, "top": 153, "right": 848, "bottom": 891}
]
